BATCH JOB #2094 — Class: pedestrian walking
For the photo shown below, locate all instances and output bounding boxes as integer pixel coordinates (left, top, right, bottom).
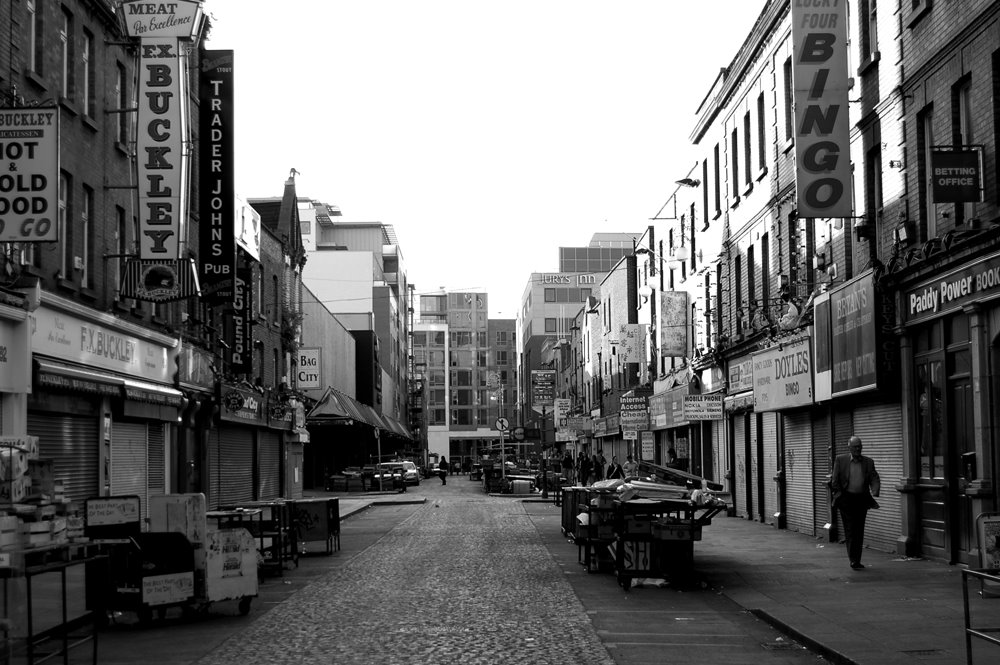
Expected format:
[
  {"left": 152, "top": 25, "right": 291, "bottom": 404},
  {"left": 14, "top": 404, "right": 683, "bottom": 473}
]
[
  {"left": 561, "top": 452, "right": 575, "bottom": 484},
  {"left": 439, "top": 456, "right": 448, "bottom": 485},
  {"left": 829, "top": 435, "right": 880, "bottom": 569},
  {"left": 591, "top": 453, "right": 603, "bottom": 483},
  {"left": 578, "top": 454, "right": 592, "bottom": 487},
  {"left": 606, "top": 456, "right": 624, "bottom": 479},
  {"left": 623, "top": 454, "right": 638, "bottom": 478}
]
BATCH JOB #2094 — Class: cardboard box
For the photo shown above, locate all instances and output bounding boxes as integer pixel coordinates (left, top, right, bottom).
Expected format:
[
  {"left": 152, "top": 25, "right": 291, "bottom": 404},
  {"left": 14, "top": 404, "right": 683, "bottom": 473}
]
[
  {"left": 28, "top": 459, "right": 54, "bottom": 496},
  {"left": 1, "top": 478, "right": 27, "bottom": 503},
  {"left": 0, "top": 447, "right": 28, "bottom": 480},
  {"left": 651, "top": 520, "right": 702, "bottom": 541}
]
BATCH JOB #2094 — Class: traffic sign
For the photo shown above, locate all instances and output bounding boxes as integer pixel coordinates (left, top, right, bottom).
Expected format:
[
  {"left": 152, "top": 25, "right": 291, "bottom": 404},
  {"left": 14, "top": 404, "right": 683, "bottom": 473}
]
[{"left": 495, "top": 417, "right": 510, "bottom": 431}]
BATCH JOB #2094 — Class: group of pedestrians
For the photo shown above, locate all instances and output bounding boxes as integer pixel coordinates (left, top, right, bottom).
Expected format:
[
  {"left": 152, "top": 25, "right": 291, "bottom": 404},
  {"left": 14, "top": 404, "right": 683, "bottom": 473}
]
[{"left": 559, "top": 450, "right": 639, "bottom": 486}]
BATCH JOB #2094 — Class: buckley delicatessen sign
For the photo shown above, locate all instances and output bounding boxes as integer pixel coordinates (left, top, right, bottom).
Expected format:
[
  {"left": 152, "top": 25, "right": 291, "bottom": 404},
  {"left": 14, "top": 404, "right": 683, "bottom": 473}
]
[{"left": 0, "top": 108, "right": 59, "bottom": 242}]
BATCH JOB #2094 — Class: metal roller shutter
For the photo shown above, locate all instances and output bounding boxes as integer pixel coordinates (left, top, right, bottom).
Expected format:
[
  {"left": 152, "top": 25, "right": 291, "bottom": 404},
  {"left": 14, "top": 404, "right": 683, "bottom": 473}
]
[
  {"left": 258, "top": 430, "right": 281, "bottom": 500},
  {"left": 216, "top": 426, "right": 253, "bottom": 507},
  {"left": 148, "top": 423, "right": 166, "bottom": 501},
  {"left": 853, "top": 403, "right": 903, "bottom": 554},
  {"left": 733, "top": 415, "right": 748, "bottom": 519},
  {"left": 762, "top": 412, "right": 778, "bottom": 526},
  {"left": 710, "top": 420, "right": 722, "bottom": 485},
  {"left": 111, "top": 422, "right": 149, "bottom": 521},
  {"left": 783, "top": 411, "right": 814, "bottom": 536},
  {"left": 29, "top": 413, "right": 99, "bottom": 504},
  {"left": 812, "top": 409, "right": 832, "bottom": 535}
]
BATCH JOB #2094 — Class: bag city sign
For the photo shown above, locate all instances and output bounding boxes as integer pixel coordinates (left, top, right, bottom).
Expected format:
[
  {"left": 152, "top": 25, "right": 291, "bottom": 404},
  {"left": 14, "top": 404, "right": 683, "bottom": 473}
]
[
  {"left": 0, "top": 108, "right": 59, "bottom": 242},
  {"left": 296, "top": 348, "right": 322, "bottom": 390},
  {"left": 791, "top": 0, "right": 852, "bottom": 218}
]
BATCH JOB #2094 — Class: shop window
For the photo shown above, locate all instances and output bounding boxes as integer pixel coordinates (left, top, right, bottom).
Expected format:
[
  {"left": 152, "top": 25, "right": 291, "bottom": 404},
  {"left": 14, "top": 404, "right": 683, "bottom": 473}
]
[
  {"left": 947, "top": 311, "right": 970, "bottom": 345},
  {"left": 916, "top": 360, "right": 944, "bottom": 478}
]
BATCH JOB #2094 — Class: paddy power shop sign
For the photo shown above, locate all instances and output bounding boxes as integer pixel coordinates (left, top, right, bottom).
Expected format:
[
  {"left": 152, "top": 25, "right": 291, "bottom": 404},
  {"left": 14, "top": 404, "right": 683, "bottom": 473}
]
[{"left": 902, "top": 252, "right": 1000, "bottom": 326}]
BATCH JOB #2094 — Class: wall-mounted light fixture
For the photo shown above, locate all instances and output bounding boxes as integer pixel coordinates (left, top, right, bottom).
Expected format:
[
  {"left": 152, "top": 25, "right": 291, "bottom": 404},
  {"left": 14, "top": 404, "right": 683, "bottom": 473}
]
[{"left": 675, "top": 178, "right": 701, "bottom": 188}]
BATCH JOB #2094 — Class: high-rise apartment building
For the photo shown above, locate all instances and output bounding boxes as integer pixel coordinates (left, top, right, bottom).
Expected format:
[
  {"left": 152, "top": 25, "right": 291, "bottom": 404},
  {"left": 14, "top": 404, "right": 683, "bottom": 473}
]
[{"left": 411, "top": 292, "right": 515, "bottom": 469}]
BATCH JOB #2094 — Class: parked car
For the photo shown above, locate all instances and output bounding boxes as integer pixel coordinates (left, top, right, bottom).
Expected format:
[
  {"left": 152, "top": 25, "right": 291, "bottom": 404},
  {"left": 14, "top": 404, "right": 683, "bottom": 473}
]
[{"left": 372, "top": 461, "right": 420, "bottom": 486}]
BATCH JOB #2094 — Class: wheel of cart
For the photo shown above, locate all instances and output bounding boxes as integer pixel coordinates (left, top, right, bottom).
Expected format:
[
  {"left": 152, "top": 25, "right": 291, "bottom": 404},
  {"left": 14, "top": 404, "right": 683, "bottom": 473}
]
[{"left": 238, "top": 596, "right": 253, "bottom": 615}]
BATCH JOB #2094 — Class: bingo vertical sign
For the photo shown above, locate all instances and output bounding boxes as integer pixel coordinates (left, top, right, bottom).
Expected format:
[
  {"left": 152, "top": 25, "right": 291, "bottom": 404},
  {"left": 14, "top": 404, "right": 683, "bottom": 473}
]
[
  {"left": 791, "top": 0, "right": 852, "bottom": 218},
  {"left": 0, "top": 108, "right": 59, "bottom": 242}
]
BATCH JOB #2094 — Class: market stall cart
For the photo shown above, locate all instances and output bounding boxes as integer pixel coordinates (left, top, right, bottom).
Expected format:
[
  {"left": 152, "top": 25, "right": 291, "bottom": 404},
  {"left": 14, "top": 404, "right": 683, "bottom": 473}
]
[
  {"left": 150, "top": 494, "right": 258, "bottom": 617},
  {"left": 289, "top": 497, "right": 340, "bottom": 555},
  {"left": 611, "top": 496, "right": 726, "bottom": 591}
]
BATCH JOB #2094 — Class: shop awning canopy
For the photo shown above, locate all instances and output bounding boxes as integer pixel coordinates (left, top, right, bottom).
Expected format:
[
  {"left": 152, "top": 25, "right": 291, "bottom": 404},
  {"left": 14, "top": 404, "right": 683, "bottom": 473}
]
[{"left": 306, "top": 387, "right": 377, "bottom": 427}]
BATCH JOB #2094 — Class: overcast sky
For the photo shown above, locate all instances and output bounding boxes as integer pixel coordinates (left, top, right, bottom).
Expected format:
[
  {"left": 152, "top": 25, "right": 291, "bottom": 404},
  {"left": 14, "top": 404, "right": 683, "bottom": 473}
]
[{"left": 204, "top": 0, "right": 768, "bottom": 318}]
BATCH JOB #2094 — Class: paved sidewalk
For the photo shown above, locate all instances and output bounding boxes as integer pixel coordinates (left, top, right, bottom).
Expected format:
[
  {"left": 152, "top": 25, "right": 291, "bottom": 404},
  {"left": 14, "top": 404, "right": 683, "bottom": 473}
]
[{"left": 693, "top": 515, "right": 983, "bottom": 665}]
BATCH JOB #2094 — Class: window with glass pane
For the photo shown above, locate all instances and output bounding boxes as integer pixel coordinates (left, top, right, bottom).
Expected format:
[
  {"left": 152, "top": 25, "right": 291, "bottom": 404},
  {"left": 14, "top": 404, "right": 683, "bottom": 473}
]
[
  {"left": 545, "top": 318, "right": 557, "bottom": 333},
  {"left": 916, "top": 360, "right": 944, "bottom": 478}
]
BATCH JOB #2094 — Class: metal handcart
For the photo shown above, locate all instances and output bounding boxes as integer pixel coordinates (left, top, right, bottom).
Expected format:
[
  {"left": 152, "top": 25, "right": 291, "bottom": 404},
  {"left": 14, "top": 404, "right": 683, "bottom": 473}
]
[{"left": 611, "top": 496, "right": 726, "bottom": 591}]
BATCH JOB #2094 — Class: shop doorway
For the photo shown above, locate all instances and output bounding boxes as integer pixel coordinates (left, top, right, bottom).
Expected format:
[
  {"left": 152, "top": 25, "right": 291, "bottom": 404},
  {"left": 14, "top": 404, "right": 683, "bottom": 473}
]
[{"left": 914, "top": 314, "right": 975, "bottom": 564}]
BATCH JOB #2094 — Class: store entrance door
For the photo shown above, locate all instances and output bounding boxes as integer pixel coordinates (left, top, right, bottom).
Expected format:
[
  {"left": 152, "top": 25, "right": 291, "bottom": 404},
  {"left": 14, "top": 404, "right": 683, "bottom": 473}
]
[{"left": 947, "top": 374, "right": 975, "bottom": 565}]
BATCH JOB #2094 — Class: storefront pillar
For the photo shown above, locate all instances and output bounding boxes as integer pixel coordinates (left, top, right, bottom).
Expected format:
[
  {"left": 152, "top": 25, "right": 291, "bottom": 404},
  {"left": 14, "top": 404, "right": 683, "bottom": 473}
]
[{"left": 966, "top": 304, "right": 996, "bottom": 560}]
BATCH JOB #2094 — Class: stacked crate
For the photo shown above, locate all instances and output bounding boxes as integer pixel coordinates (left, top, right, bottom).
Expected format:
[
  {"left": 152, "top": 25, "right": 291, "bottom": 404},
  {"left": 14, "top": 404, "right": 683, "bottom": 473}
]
[{"left": 1, "top": 436, "right": 80, "bottom": 551}]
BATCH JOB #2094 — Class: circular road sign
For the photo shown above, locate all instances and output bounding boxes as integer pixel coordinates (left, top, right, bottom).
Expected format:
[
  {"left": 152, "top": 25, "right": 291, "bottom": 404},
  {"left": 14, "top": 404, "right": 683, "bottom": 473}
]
[{"left": 495, "top": 417, "right": 510, "bottom": 431}]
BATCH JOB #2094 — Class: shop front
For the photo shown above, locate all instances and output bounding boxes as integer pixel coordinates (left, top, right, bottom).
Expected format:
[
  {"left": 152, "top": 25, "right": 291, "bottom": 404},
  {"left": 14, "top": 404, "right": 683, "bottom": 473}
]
[
  {"left": 0, "top": 287, "right": 31, "bottom": 438},
  {"left": 27, "top": 296, "right": 180, "bottom": 507},
  {"left": 723, "top": 355, "right": 755, "bottom": 519},
  {"left": 893, "top": 252, "right": 1000, "bottom": 563},
  {"left": 751, "top": 332, "right": 815, "bottom": 531},
  {"left": 648, "top": 381, "right": 692, "bottom": 472},
  {"left": 214, "top": 382, "right": 268, "bottom": 509},
  {"left": 815, "top": 272, "right": 903, "bottom": 555}
]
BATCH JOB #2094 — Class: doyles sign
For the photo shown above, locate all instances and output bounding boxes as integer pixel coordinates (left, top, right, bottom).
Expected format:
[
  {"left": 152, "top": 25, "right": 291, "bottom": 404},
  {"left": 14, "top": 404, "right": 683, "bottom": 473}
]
[
  {"left": 297, "top": 348, "right": 321, "bottom": 390},
  {"left": 791, "top": 0, "right": 852, "bottom": 218},
  {"left": 752, "top": 335, "right": 813, "bottom": 412},
  {"left": 0, "top": 107, "right": 59, "bottom": 242}
]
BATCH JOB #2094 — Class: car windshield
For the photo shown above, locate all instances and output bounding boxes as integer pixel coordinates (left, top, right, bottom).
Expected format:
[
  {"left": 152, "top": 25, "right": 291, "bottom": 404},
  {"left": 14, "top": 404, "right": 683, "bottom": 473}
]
[{"left": 378, "top": 462, "right": 414, "bottom": 471}]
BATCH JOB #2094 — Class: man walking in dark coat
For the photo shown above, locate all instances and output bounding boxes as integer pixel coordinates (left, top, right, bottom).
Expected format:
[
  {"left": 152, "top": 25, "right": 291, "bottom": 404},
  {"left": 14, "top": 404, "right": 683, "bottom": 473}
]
[{"left": 830, "top": 435, "right": 881, "bottom": 569}]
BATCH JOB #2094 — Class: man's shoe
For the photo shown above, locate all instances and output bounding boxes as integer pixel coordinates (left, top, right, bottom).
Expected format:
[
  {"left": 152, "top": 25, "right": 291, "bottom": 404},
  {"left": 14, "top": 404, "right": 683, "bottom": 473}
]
[{"left": 850, "top": 562, "right": 865, "bottom": 569}]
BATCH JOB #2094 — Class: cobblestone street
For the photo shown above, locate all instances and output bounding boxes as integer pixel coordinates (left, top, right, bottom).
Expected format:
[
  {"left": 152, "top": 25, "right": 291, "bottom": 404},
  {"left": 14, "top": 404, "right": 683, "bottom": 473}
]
[
  {"left": 196, "top": 494, "right": 615, "bottom": 665},
  {"left": 98, "top": 479, "right": 833, "bottom": 665}
]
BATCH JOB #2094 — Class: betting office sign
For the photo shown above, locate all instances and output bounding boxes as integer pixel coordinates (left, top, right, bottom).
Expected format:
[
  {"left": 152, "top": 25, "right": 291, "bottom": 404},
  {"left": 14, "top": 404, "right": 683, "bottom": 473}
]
[
  {"left": 791, "top": 0, "right": 852, "bottom": 218},
  {"left": 930, "top": 148, "right": 983, "bottom": 203}
]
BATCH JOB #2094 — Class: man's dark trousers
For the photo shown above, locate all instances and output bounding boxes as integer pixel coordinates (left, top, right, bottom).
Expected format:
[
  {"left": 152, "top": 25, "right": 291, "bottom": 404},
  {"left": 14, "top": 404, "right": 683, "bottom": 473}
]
[{"left": 839, "top": 492, "right": 869, "bottom": 565}]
